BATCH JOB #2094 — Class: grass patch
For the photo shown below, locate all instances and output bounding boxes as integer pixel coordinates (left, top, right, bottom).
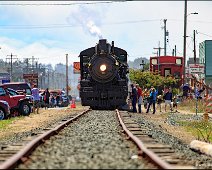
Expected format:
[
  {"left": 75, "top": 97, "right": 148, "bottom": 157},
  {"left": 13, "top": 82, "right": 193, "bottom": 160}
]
[
  {"left": 177, "top": 119, "right": 212, "bottom": 143},
  {"left": 178, "top": 99, "right": 205, "bottom": 113},
  {"left": 0, "top": 117, "right": 24, "bottom": 130}
]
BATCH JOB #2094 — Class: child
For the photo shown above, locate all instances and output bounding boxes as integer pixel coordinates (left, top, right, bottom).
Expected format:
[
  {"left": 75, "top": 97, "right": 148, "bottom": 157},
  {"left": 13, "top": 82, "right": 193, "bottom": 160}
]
[
  {"left": 157, "top": 95, "right": 163, "bottom": 112},
  {"left": 173, "top": 95, "right": 178, "bottom": 112}
]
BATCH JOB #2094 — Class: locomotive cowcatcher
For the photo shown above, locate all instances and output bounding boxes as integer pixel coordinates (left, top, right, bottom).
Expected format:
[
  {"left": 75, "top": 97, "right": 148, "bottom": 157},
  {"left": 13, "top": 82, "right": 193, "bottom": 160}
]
[{"left": 79, "top": 39, "right": 129, "bottom": 110}]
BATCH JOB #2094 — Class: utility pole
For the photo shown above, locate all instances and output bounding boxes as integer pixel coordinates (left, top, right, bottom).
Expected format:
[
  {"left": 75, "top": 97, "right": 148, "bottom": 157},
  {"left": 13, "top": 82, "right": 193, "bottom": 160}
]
[
  {"left": 172, "top": 45, "right": 177, "bottom": 56},
  {"left": 24, "top": 56, "right": 38, "bottom": 73},
  {"left": 47, "top": 69, "right": 50, "bottom": 88},
  {"left": 66, "top": 54, "right": 69, "bottom": 96},
  {"left": 31, "top": 56, "right": 35, "bottom": 73},
  {"left": 164, "top": 19, "right": 167, "bottom": 56},
  {"left": 183, "top": 0, "right": 187, "bottom": 84},
  {"left": 35, "top": 61, "right": 38, "bottom": 71},
  {"left": 23, "top": 58, "right": 29, "bottom": 73},
  {"left": 154, "top": 41, "right": 164, "bottom": 74},
  {"left": 6, "top": 53, "right": 18, "bottom": 82},
  {"left": 193, "top": 30, "right": 196, "bottom": 65},
  {"left": 193, "top": 29, "right": 198, "bottom": 115},
  {"left": 153, "top": 51, "right": 158, "bottom": 56}
]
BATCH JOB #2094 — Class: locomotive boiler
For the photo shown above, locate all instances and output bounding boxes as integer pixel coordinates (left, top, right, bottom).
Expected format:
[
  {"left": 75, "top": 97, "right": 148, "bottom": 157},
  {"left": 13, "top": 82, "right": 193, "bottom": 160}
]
[{"left": 79, "top": 39, "right": 129, "bottom": 110}]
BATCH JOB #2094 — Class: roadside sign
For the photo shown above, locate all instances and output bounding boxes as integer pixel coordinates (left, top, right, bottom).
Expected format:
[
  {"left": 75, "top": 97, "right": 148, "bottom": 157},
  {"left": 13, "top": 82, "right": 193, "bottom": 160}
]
[
  {"left": 189, "top": 64, "right": 204, "bottom": 74},
  {"left": 2, "top": 79, "right": 10, "bottom": 84},
  {"left": 0, "top": 73, "right": 10, "bottom": 84},
  {"left": 23, "top": 73, "right": 38, "bottom": 87},
  {"left": 23, "top": 73, "right": 38, "bottom": 79},
  {"left": 73, "top": 62, "right": 80, "bottom": 74}
]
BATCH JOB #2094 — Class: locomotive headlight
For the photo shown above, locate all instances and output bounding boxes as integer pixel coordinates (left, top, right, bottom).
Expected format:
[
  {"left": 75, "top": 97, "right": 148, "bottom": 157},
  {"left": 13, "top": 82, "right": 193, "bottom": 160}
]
[{"left": 100, "top": 64, "right": 107, "bottom": 72}]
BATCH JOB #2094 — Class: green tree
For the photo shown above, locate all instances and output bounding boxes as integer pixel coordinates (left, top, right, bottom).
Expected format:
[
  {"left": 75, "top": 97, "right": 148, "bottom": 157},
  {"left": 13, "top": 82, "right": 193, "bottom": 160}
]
[{"left": 129, "top": 69, "right": 178, "bottom": 89}]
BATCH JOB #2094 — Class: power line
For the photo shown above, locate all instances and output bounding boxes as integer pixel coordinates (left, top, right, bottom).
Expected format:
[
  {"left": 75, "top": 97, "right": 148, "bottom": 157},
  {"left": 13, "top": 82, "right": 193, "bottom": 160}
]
[
  {"left": 196, "top": 31, "right": 212, "bottom": 38},
  {"left": 186, "top": 37, "right": 194, "bottom": 51},
  {"left": 128, "top": 53, "right": 152, "bottom": 58},
  {"left": 0, "top": 19, "right": 160, "bottom": 29},
  {"left": 2, "top": 18, "right": 211, "bottom": 30},
  {"left": 0, "top": 1, "right": 126, "bottom": 6},
  {"left": 168, "top": 19, "right": 212, "bottom": 24}
]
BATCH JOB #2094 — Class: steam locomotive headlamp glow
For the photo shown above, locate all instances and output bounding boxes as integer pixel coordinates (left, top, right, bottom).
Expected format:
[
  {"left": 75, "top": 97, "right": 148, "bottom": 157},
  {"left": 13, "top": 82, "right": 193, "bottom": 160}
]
[{"left": 100, "top": 64, "right": 107, "bottom": 72}]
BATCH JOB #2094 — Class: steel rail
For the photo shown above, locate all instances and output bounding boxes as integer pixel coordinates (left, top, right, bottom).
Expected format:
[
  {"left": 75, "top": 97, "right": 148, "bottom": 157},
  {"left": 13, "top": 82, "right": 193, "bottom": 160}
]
[
  {"left": 116, "top": 109, "right": 173, "bottom": 169},
  {"left": 0, "top": 109, "right": 91, "bottom": 169}
]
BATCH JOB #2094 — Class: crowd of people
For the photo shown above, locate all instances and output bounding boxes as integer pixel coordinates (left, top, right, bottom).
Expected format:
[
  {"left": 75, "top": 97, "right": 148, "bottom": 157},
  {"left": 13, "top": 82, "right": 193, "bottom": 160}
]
[
  {"left": 40, "top": 89, "right": 63, "bottom": 109},
  {"left": 31, "top": 85, "right": 70, "bottom": 114},
  {"left": 129, "top": 82, "right": 205, "bottom": 114}
]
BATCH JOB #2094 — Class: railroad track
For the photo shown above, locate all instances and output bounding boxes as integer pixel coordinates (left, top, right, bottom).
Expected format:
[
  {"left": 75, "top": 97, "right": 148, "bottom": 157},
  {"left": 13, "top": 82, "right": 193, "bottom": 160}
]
[
  {"left": 0, "top": 109, "right": 197, "bottom": 169},
  {"left": 0, "top": 109, "right": 90, "bottom": 169},
  {"left": 117, "top": 109, "right": 195, "bottom": 169}
]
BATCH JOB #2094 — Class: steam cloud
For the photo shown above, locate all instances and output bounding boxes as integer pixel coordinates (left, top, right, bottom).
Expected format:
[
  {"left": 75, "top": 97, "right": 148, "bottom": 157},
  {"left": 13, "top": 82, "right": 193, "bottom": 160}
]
[{"left": 67, "top": 5, "right": 103, "bottom": 39}]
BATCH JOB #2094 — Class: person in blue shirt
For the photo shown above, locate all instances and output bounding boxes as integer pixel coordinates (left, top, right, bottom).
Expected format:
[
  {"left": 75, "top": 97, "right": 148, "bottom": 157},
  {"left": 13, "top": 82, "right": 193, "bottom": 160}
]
[
  {"left": 164, "top": 88, "right": 173, "bottom": 112},
  {"left": 195, "top": 83, "right": 205, "bottom": 100},
  {"left": 146, "top": 87, "right": 157, "bottom": 114}
]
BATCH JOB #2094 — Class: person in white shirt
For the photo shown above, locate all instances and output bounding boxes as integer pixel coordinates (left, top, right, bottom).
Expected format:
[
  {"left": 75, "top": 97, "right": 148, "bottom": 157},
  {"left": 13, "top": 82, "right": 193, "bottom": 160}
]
[{"left": 31, "top": 84, "right": 40, "bottom": 114}]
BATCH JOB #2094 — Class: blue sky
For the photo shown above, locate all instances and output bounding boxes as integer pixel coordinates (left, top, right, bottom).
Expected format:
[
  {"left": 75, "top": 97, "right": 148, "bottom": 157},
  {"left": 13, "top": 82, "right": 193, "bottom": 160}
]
[{"left": 0, "top": 1, "right": 211, "bottom": 67}]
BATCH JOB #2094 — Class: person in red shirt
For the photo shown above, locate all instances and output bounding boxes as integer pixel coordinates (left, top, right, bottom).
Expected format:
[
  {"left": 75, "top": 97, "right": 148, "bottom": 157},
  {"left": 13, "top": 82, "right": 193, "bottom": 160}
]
[{"left": 136, "top": 84, "right": 143, "bottom": 113}]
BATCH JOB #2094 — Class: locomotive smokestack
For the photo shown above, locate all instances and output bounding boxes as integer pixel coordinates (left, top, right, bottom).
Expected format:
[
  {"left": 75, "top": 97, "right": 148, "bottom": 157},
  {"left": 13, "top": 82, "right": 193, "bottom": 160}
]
[{"left": 98, "top": 39, "right": 107, "bottom": 54}]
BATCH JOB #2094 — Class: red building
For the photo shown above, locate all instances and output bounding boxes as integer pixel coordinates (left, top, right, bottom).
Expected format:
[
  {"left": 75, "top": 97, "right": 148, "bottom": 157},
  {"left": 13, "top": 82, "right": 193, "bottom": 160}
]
[{"left": 149, "top": 56, "right": 184, "bottom": 85}]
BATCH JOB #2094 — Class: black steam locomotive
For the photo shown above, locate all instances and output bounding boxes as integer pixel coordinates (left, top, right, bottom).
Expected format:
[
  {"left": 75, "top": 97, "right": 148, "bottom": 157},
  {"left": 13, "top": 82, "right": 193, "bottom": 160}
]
[{"left": 79, "top": 39, "right": 129, "bottom": 110}]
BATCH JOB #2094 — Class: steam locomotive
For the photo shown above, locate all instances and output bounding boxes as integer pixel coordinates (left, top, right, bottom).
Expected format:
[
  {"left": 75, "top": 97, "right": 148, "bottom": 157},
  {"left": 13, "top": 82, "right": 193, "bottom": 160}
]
[{"left": 79, "top": 39, "right": 129, "bottom": 110}]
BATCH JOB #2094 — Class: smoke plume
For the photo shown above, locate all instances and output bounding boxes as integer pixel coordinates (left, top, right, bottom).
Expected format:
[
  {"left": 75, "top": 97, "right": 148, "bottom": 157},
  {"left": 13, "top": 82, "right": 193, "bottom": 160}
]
[{"left": 67, "top": 5, "right": 103, "bottom": 39}]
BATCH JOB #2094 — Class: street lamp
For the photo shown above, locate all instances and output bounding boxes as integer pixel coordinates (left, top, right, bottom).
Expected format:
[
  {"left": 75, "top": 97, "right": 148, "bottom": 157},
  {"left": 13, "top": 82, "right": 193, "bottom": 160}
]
[
  {"left": 188, "top": 12, "right": 198, "bottom": 17},
  {"left": 140, "top": 60, "right": 145, "bottom": 72},
  {"left": 183, "top": 0, "right": 198, "bottom": 84}
]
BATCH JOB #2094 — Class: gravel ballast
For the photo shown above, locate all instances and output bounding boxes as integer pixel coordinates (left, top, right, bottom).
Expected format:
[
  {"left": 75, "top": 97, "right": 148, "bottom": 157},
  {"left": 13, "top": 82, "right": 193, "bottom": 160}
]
[
  {"left": 130, "top": 112, "right": 212, "bottom": 169},
  {"left": 17, "top": 110, "right": 155, "bottom": 169}
]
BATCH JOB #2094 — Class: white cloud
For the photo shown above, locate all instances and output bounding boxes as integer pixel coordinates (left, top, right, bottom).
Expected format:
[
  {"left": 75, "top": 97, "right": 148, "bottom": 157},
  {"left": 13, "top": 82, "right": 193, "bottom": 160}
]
[
  {"left": 0, "top": 1, "right": 211, "bottom": 65},
  {"left": 0, "top": 37, "right": 79, "bottom": 67}
]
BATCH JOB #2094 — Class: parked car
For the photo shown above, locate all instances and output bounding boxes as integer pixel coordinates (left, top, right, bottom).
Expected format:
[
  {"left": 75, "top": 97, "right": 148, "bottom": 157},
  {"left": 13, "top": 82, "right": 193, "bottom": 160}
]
[
  {"left": 6, "top": 88, "right": 19, "bottom": 96},
  {"left": 0, "top": 83, "right": 33, "bottom": 110},
  {"left": 60, "top": 94, "right": 70, "bottom": 107},
  {"left": 39, "top": 92, "right": 46, "bottom": 108},
  {"left": 0, "top": 86, "right": 31, "bottom": 116},
  {"left": 0, "top": 100, "right": 10, "bottom": 120},
  {"left": 1, "top": 82, "right": 32, "bottom": 95},
  {"left": 5, "top": 87, "right": 33, "bottom": 112},
  {"left": 0, "top": 82, "right": 33, "bottom": 101},
  {"left": 59, "top": 91, "right": 70, "bottom": 107}
]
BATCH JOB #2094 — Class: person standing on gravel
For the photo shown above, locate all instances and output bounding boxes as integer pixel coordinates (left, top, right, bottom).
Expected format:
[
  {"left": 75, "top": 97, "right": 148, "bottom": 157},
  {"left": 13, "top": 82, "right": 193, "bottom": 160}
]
[
  {"left": 143, "top": 88, "right": 149, "bottom": 109},
  {"left": 157, "top": 94, "right": 163, "bottom": 112},
  {"left": 164, "top": 87, "right": 173, "bottom": 112},
  {"left": 130, "top": 84, "right": 137, "bottom": 113},
  {"left": 136, "top": 84, "right": 143, "bottom": 113},
  {"left": 56, "top": 94, "right": 61, "bottom": 107},
  {"left": 173, "top": 95, "right": 178, "bottom": 112},
  {"left": 146, "top": 87, "right": 157, "bottom": 114},
  {"left": 31, "top": 84, "right": 40, "bottom": 114},
  {"left": 43, "top": 88, "right": 50, "bottom": 109},
  {"left": 195, "top": 83, "right": 205, "bottom": 100}
]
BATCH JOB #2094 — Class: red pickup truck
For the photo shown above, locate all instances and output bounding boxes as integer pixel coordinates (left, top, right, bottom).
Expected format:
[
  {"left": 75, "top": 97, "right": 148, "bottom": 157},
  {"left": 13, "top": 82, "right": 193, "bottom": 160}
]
[
  {"left": 0, "top": 86, "right": 31, "bottom": 116},
  {"left": 0, "top": 100, "right": 10, "bottom": 120}
]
